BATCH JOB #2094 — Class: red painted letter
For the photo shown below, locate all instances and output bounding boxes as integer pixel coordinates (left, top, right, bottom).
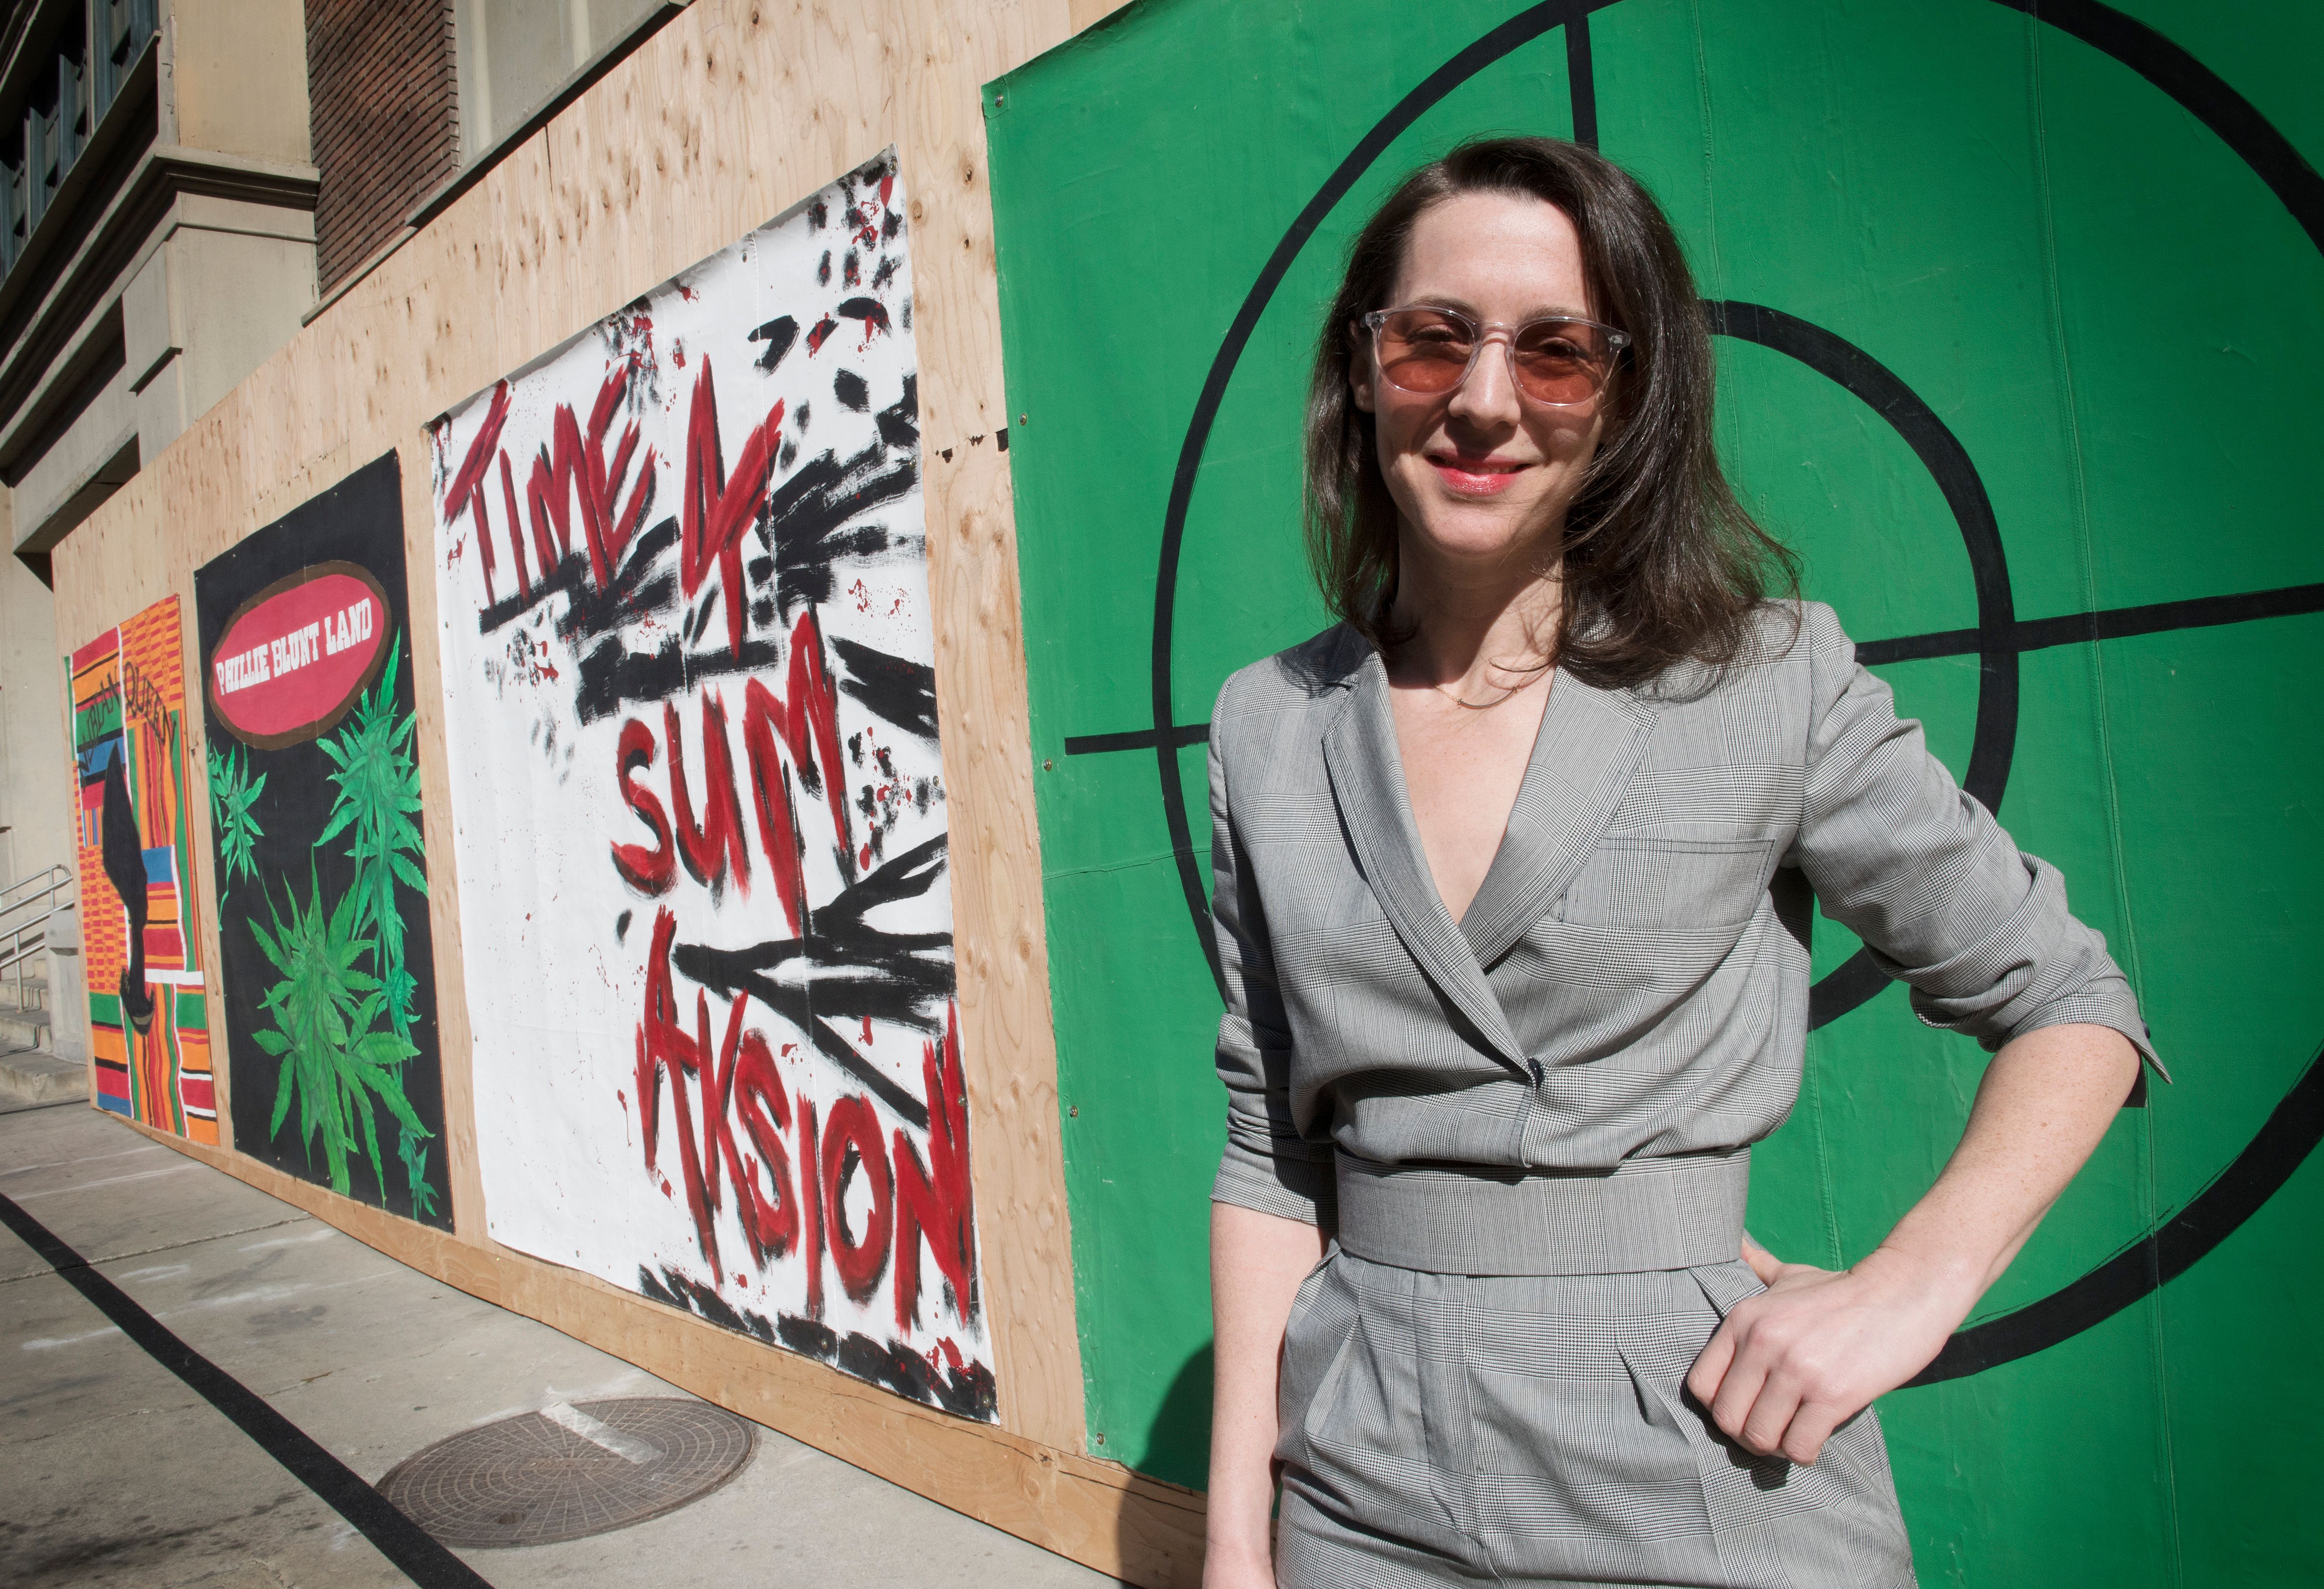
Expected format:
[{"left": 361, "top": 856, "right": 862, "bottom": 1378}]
[
  {"left": 612, "top": 718, "right": 675, "bottom": 895},
  {"left": 821, "top": 1095, "right": 893, "bottom": 1306}
]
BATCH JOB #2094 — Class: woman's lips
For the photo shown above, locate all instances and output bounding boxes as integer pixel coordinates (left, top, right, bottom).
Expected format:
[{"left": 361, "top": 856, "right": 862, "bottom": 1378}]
[{"left": 1428, "top": 454, "right": 1530, "bottom": 495}]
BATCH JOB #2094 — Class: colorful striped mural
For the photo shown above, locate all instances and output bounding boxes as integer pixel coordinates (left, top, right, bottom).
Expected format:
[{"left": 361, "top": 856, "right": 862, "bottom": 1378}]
[{"left": 67, "top": 594, "right": 214, "bottom": 1142}]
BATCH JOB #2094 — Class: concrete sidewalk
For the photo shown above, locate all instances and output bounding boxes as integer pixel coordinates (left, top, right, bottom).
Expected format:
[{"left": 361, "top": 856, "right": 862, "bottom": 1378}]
[{"left": 0, "top": 1100, "right": 1126, "bottom": 1588}]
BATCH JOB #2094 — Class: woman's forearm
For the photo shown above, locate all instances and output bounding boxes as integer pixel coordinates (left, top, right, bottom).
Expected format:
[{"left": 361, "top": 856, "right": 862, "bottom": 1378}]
[
  {"left": 1859, "top": 1021, "right": 2143, "bottom": 1309},
  {"left": 1693, "top": 1022, "right": 2142, "bottom": 1462},
  {"left": 1208, "top": 1200, "right": 1330, "bottom": 1574}
]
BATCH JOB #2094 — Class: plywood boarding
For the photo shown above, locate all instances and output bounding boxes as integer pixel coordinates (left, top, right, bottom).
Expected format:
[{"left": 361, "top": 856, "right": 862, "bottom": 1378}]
[{"left": 52, "top": 0, "right": 1124, "bottom": 1569}]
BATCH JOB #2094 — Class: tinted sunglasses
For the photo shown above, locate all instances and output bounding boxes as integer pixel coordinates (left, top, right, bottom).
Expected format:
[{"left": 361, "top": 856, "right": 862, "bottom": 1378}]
[{"left": 1360, "top": 306, "right": 1629, "bottom": 406}]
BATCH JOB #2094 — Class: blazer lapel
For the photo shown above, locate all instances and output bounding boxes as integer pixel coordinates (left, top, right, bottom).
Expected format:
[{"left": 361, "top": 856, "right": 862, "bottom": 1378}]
[
  {"left": 1459, "top": 669, "right": 1660, "bottom": 969},
  {"left": 1321, "top": 653, "right": 1530, "bottom": 1073}
]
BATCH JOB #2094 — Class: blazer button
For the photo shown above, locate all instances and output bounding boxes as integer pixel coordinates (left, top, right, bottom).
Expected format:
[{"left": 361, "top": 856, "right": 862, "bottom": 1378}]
[{"left": 1526, "top": 1058, "right": 1545, "bottom": 1087}]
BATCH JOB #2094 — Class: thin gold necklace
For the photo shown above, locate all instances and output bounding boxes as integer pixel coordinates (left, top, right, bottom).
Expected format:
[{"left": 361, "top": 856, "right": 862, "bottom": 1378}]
[
  {"left": 1428, "top": 659, "right": 1553, "bottom": 711},
  {"left": 1431, "top": 679, "right": 1517, "bottom": 710}
]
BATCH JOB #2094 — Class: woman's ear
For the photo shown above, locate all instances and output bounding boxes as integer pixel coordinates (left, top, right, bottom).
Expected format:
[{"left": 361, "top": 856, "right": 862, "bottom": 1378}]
[{"left": 1347, "top": 322, "right": 1376, "bottom": 414}]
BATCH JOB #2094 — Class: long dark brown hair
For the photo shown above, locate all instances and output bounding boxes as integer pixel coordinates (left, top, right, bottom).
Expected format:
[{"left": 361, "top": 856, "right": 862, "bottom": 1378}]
[{"left": 1304, "top": 136, "right": 1796, "bottom": 687}]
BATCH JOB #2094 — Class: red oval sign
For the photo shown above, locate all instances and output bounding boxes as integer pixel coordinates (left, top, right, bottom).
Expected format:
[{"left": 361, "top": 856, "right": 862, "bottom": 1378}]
[{"left": 208, "top": 562, "right": 393, "bottom": 749}]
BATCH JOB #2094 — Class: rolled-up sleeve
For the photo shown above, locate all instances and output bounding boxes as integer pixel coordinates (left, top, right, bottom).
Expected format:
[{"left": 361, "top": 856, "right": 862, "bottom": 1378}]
[
  {"left": 1789, "top": 604, "right": 2165, "bottom": 1081},
  {"left": 1208, "top": 678, "right": 1336, "bottom": 1225}
]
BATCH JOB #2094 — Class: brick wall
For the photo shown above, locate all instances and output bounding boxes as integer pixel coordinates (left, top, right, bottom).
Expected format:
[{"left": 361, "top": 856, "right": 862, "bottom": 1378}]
[{"left": 306, "top": 0, "right": 459, "bottom": 296}]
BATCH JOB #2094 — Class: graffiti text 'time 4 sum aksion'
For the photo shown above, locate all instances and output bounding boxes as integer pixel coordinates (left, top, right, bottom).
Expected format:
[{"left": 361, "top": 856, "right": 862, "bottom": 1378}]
[{"left": 432, "top": 154, "right": 989, "bottom": 1419}]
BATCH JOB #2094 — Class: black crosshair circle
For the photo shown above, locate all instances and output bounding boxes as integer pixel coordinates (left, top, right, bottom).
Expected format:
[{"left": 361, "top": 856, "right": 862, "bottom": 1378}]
[
  {"left": 1703, "top": 300, "right": 2017, "bottom": 1031},
  {"left": 1128, "top": 0, "right": 2324, "bottom": 1381}
]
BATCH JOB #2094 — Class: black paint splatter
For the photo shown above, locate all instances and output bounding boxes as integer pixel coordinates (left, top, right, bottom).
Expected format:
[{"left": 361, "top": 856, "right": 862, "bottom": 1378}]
[
  {"left": 836, "top": 297, "right": 891, "bottom": 336},
  {"left": 674, "top": 834, "right": 956, "bottom": 1127},
  {"left": 834, "top": 637, "right": 938, "bottom": 741},
  {"left": 749, "top": 315, "right": 799, "bottom": 372},
  {"left": 572, "top": 629, "right": 783, "bottom": 724},
  {"left": 647, "top": 1265, "right": 992, "bottom": 1423},
  {"left": 755, "top": 439, "right": 915, "bottom": 613},
  {"left": 476, "top": 514, "right": 677, "bottom": 646},
  {"left": 876, "top": 376, "right": 919, "bottom": 451}
]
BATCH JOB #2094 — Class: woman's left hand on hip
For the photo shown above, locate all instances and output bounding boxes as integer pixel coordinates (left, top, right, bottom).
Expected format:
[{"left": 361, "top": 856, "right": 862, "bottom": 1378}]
[{"left": 1684, "top": 1247, "right": 1969, "bottom": 1465}]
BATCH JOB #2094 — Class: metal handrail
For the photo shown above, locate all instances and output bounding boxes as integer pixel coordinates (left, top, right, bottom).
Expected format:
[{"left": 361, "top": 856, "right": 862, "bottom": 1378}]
[
  {"left": 0, "top": 863, "right": 72, "bottom": 912},
  {"left": 0, "top": 864, "right": 73, "bottom": 1013}
]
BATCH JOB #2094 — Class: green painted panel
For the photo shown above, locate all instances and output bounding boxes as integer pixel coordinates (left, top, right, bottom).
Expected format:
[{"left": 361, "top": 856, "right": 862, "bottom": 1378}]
[{"left": 987, "top": 1, "right": 2323, "bottom": 1579}]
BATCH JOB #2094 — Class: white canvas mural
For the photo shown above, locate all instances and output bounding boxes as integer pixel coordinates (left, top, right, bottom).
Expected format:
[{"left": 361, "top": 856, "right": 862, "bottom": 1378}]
[{"left": 428, "top": 152, "right": 990, "bottom": 1419}]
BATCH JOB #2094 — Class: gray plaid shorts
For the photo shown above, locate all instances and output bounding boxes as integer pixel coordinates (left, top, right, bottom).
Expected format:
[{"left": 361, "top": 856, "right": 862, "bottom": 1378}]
[{"left": 1274, "top": 1249, "right": 1917, "bottom": 1587}]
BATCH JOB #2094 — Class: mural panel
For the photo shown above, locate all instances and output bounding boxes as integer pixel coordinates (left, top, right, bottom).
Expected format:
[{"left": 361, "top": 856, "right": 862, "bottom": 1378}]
[
  {"left": 195, "top": 453, "right": 451, "bottom": 1227},
  {"left": 67, "top": 595, "right": 213, "bottom": 1139},
  {"left": 428, "top": 151, "right": 989, "bottom": 1419}
]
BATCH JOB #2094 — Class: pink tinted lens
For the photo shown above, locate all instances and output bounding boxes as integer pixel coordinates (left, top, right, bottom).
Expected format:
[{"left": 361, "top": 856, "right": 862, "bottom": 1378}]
[
  {"left": 1376, "top": 310, "right": 1475, "bottom": 393},
  {"left": 1512, "top": 321, "right": 1609, "bottom": 404}
]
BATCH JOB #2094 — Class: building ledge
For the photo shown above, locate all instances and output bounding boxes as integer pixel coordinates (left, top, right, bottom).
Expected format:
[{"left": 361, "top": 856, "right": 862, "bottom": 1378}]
[
  {"left": 12, "top": 428, "right": 134, "bottom": 557},
  {"left": 146, "top": 146, "right": 322, "bottom": 208},
  {"left": 0, "top": 143, "right": 318, "bottom": 466}
]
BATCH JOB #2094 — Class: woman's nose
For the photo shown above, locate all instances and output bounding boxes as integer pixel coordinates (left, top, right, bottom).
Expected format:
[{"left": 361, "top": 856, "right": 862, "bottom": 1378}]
[{"left": 1448, "top": 332, "right": 1522, "bottom": 423}]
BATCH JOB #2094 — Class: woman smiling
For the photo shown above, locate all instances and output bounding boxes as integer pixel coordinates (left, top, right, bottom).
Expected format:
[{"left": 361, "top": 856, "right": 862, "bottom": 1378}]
[{"left": 1201, "top": 137, "right": 2157, "bottom": 1588}]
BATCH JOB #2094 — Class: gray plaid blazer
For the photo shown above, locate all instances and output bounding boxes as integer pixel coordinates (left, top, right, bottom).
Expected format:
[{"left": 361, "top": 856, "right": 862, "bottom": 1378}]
[{"left": 1209, "top": 601, "right": 2157, "bottom": 1243}]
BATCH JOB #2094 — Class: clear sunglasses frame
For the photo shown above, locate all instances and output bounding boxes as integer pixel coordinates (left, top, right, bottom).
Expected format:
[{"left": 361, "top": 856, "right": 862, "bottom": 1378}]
[{"left": 1359, "top": 305, "right": 1631, "bottom": 407}]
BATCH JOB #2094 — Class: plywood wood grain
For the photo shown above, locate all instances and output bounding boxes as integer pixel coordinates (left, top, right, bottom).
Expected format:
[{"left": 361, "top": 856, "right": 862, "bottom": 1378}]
[{"left": 52, "top": 0, "right": 1133, "bottom": 1566}]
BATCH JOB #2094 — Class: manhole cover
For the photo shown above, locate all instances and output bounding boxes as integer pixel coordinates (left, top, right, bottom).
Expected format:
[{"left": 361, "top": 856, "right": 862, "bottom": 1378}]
[{"left": 379, "top": 1397, "right": 753, "bottom": 1548}]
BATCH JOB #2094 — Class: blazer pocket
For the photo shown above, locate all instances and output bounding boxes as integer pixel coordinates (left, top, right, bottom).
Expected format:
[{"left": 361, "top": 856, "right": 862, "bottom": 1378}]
[{"left": 1557, "top": 837, "right": 1775, "bottom": 930}]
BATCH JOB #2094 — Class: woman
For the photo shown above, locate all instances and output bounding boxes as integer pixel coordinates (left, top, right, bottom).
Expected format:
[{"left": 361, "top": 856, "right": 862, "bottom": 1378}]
[{"left": 1203, "top": 137, "right": 2158, "bottom": 1589}]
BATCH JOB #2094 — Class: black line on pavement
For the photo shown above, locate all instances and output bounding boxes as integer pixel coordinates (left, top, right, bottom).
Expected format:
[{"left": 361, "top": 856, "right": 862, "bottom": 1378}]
[{"left": 0, "top": 1188, "right": 492, "bottom": 1589}]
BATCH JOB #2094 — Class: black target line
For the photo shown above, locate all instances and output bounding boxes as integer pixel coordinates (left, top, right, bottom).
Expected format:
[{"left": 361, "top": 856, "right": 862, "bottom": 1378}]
[
  {"left": 1106, "top": 0, "right": 2324, "bottom": 1381},
  {"left": 1149, "top": 0, "right": 1623, "bottom": 995},
  {"left": 1996, "top": 0, "right": 2324, "bottom": 258},
  {"left": 1856, "top": 581, "right": 2324, "bottom": 666},
  {"left": 1065, "top": 723, "right": 1212, "bottom": 757},
  {"left": 1066, "top": 578, "right": 2324, "bottom": 758},
  {"left": 1706, "top": 300, "right": 2019, "bottom": 1029},
  {"left": 1852, "top": 0, "right": 2324, "bottom": 1380},
  {"left": 0, "top": 1188, "right": 494, "bottom": 1589},
  {"left": 1909, "top": 1037, "right": 2324, "bottom": 1384},
  {"left": 1566, "top": 15, "right": 1598, "bottom": 150}
]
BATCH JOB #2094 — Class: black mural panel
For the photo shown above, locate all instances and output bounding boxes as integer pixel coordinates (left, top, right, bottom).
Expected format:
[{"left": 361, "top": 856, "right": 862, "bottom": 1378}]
[{"left": 195, "top": 451, "right": 450, "bottom": 1228}]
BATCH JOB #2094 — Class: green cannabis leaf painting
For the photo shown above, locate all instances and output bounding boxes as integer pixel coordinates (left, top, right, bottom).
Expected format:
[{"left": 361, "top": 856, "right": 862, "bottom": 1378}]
[
  {"left": 205, "top": 740, "right": 266, "bottom": 906},
  {"left": 250, "top": 867, "right": 425, "bottom": 1198},
  {"left": 194, "top": 453, "right": 450, "bottom": 1229},
  {"left": 318, "top": 628, "right": 428, "bottom": 1039}
]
